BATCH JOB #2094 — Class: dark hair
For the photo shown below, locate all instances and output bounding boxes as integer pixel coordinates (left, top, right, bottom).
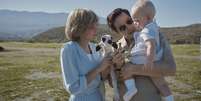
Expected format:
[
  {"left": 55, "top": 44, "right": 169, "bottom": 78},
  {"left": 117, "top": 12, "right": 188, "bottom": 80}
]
[{"left": 107, "top": 8, "right": 131, "bottom": 32}]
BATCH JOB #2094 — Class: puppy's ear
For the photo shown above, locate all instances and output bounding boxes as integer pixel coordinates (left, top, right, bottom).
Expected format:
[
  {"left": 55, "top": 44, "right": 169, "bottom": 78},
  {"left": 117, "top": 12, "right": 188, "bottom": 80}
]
[
  {"left": 112, "top": 42, "right": 118, "bottom": 49},
  {"left": 96, "top": 45, "right": 101, "bottom": 51},
  {"left": 102, "top": 37, "right": 106, "bottom": 42}
]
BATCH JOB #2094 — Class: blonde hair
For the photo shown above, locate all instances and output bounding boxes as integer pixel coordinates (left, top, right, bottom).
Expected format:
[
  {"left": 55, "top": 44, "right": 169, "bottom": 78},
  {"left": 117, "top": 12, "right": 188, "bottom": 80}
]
[
  {"left": 65, "top": 8, "right": 98, "bottom": 41},
  {"left": 131, "top": 0, "right": 156, "bottom": 20}
]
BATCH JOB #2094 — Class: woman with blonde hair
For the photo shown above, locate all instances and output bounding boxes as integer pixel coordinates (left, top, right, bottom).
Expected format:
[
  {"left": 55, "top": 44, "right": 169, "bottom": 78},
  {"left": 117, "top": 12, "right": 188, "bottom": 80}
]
[{"left": 60, "top": 8, "right": 123, "bottom": 101}]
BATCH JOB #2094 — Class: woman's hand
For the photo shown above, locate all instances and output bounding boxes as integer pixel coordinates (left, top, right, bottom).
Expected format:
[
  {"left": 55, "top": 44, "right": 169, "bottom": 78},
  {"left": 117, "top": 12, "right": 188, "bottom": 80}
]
[
  {"left": 100, "top": 66, "right": 111, "bottom": 81},
  {"left": 99, "top": 56, "right": 113, "bottom": 72},
  {"left": 87, "top": 56, "right": 112, "bottom": 84}
]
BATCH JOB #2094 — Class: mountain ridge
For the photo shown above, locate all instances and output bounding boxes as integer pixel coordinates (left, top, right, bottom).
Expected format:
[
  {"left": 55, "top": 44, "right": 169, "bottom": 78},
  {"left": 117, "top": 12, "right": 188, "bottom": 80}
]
[
  {"left": 0, "top": 9, "right": 106, "bottom": 40},
  {"left": 32, "top": 23, "right": 201, "bottom": 44}
]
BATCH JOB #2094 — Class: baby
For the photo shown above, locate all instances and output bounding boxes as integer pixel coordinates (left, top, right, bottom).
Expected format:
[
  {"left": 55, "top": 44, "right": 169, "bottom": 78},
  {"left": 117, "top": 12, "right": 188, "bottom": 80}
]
[{"left": 123, "top": 0, "right": 174, "bottom": 101}]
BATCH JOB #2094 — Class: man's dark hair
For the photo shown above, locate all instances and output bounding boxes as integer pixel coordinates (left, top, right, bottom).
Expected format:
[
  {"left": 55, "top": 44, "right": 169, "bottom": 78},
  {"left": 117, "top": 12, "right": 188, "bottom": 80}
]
[{"left": 107, "top": 8, "right": 131, "bottom": 32}]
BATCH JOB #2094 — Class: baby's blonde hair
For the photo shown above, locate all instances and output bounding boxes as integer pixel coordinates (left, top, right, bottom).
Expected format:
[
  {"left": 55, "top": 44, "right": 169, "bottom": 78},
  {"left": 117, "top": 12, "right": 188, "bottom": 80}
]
[{"left": 131, "top": 0, "right": 156, "bottom": 20}]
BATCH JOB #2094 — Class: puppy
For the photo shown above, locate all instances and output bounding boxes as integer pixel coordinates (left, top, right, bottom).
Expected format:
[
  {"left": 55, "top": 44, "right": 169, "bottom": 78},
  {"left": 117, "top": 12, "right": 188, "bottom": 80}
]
[{"left": 96, "top": 34, "right": 120, "bottom": 101}]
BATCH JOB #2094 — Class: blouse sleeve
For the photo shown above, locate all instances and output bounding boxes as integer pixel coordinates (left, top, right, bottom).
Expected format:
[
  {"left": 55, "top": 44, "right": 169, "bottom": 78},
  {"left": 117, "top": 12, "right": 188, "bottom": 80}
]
[
  {"left": 60, "top": 45, "right": 88, "bottom": 95},
  {"left": 140, "top": 28, "right": 155, "bottom": 41}
]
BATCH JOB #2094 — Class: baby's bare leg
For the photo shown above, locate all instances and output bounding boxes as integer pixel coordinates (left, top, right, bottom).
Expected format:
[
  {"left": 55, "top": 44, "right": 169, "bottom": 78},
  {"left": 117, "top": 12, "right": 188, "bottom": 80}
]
[{"left": 151, "top": 77, "right": 172, "bottom": 97}]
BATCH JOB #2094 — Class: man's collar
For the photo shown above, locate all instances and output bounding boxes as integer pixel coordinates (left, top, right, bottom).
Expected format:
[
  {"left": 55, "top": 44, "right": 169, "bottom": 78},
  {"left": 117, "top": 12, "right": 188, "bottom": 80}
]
[{"left": 117, "top": 36, "right": 127, "bottom": 48}]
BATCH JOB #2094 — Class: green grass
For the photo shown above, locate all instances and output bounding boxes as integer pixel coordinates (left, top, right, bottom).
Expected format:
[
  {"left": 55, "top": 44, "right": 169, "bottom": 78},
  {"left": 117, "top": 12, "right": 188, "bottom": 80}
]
[
  {"left": 0, "top": 42, "right": 200, "bottom": 101},
  {"left": 173, "top": 57, "right": 201, "bottom": 101},
  {"left": 175, "top": 58, "right": 201, "bottom": 89},
  {"left": 0, "top": 42, "right": 62, "bottom": 48},
  {"left": 0, "top": 42, "right": 68, "bottom": 101},
  {"left": 171, "top": 44, "right": 200, "bottom": 56},
  {"left": 171, "top": 44, "right": 201, "bottom": 101}
]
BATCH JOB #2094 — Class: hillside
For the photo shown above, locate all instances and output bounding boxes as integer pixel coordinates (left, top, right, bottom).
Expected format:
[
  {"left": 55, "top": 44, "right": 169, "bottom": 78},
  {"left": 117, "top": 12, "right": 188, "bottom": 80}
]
[
  {"left": 32, "top": 24, "right": 201, "bottom": 44},
  {"left": 160, "top": 24, "right": 201, "bottom": 44},
  {"left": 31, "top": 24, "right": 117, "bottom": 43}
]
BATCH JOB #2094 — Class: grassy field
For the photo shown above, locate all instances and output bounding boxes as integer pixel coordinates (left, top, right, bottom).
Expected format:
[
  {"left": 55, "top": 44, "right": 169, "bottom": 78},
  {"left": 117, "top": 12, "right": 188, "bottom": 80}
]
[{"left": 0, "top": 42, "right": 201, "bottom": 101}]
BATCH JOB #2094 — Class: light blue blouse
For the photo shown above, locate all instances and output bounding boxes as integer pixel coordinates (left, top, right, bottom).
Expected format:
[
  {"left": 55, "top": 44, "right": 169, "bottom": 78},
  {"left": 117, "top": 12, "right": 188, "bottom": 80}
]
[{"left": 60, "top": 41, "right": 104, "bottom": 101}]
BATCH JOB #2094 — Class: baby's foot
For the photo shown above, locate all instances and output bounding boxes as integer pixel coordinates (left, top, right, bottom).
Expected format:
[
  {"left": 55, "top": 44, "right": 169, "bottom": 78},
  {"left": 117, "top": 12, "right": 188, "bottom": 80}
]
[
  {"left": 123, "top": 88, "right": 137, "bottom": 101},
  {"left": 163, "top": 95, "right": 174, "bottom": 101}
]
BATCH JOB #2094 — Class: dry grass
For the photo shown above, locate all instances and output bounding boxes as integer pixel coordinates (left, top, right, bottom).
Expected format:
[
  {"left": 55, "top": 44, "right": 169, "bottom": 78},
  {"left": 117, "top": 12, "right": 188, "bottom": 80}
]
[{"left": 0, "top": 42, "right": 200, "bottom": 101}]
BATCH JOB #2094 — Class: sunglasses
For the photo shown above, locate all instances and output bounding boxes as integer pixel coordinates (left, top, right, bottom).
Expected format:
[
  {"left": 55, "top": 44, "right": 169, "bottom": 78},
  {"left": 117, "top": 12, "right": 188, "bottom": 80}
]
[{"left": 118, "top": 18, "right": 133, "bottom": 32}]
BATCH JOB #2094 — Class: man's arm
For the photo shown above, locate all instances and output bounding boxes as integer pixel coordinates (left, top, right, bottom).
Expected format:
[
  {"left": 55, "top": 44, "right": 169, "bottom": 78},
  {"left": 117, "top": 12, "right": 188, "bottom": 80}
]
[{"left": 124, "top": 33, "right": 176, "bottom": 77}]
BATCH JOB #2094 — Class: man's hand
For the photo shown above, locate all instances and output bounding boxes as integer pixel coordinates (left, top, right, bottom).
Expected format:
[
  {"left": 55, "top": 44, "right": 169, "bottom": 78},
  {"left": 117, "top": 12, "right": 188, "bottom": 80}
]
[
  {"left": 143, "top": 60, "right": 154, "bottom": 72},
  {"left": 112, "top": 49, "right": 125, "bottom": 69},
  {"left": 119, "top": 65, "right": 133, "bottom": 81}
]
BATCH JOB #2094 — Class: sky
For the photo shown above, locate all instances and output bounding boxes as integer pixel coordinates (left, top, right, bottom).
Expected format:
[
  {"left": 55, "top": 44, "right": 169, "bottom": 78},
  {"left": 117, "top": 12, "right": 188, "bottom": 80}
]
[{"left": 0, "top": 0, "right": 201, "bottom": 27}]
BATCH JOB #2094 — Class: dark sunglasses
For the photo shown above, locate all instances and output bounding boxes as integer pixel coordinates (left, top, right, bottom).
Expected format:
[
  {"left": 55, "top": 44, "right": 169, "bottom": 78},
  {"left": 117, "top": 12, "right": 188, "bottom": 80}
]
[{"left": 119, "top": 18, "right": 133, "bottom": 32}]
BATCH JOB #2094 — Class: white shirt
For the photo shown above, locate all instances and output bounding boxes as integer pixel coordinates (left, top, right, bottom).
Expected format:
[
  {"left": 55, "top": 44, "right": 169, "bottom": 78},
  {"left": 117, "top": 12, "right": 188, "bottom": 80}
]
[{"left": 130, "top": 21, "right": 163, "bottom": 64}]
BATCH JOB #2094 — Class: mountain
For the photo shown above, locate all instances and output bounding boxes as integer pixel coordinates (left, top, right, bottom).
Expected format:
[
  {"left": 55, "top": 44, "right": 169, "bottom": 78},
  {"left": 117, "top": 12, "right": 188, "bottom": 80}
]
[
  {"left": 32, "top": 23, "right": 201, "bottom": 44},
  {"left": 0, "top": 32, "right": 22, "bottom": 41},
  {"left": 0, "top": 9, "right": 67, "bottom": 40},
  {"left": 0, "top": 9, "right": 106, "bottom": 41}
]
